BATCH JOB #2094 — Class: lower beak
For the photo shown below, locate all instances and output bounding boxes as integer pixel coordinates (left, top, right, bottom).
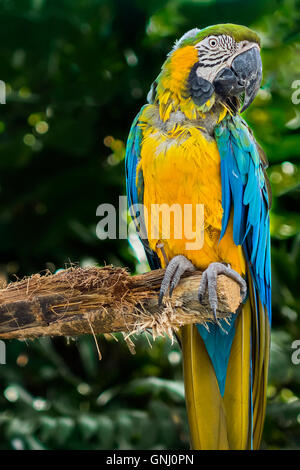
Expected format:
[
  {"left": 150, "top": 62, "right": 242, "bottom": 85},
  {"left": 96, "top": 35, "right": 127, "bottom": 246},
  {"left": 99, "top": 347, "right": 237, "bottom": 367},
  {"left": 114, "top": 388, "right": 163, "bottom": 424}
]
[{"left": 213, "top": 46, "right": 262, "bottom": 113}]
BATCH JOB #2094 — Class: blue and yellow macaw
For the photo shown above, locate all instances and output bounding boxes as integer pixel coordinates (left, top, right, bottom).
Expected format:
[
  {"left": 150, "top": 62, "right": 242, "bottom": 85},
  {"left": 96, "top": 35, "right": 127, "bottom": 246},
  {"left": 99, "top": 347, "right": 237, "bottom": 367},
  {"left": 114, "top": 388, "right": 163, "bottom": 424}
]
[{"left": 125, "top": 24, "right": 271, "bottom": 450}]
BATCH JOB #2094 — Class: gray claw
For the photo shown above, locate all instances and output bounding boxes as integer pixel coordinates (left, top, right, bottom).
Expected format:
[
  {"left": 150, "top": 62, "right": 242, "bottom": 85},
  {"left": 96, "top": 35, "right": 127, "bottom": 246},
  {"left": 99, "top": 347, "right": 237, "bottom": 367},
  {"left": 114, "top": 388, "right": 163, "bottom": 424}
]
[
  {"left": 212, "top": 307, "right": 222, "bottom": 328},
  {"left": 198, "top": 262, "right": 247, "bottom": 325},
  {"left": 159, "top": 255, "right": 195, "bottom": 306}
]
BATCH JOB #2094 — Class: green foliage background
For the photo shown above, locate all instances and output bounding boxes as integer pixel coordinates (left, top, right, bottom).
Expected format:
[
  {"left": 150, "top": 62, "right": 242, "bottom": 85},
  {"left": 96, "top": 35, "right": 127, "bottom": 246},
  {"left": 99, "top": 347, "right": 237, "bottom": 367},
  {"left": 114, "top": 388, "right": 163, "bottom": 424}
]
[{"left": 0, "top": 0, "right": 299, "bottom": 450}]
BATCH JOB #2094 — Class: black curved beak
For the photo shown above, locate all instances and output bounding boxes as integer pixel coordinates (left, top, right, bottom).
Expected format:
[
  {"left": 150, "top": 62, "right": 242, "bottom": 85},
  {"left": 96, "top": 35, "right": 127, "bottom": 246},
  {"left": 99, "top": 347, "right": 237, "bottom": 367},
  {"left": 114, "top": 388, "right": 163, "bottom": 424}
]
[{"left": 213, "top": 46, "right": 262, "bottom": 113}]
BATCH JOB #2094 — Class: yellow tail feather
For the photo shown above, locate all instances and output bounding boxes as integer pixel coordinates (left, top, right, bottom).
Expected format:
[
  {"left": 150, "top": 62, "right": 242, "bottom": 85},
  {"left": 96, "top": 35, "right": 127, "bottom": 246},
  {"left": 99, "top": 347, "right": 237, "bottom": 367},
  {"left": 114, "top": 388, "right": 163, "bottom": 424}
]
[
  {"left": 180, "top": 294, "right": 269, "bottom": 450},
  {"left": 181, "top": 324, "right": 229, "bottom": 449}
]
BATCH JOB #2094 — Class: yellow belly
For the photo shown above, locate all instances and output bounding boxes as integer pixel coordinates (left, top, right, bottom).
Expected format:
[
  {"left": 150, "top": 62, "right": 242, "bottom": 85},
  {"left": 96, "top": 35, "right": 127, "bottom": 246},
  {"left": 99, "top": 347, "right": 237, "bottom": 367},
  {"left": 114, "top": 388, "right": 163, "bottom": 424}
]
[{"left": 139, "top": 125, "right": 245, "bottom": 275}]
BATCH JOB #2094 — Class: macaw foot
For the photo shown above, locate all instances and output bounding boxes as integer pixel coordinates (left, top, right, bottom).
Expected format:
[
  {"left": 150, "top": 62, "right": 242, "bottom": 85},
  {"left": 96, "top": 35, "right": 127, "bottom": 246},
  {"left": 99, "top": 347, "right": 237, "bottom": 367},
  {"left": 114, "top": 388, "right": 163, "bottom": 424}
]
[
  {"left": 198, "top": 262, "right": 247, "bottom": 326},
  {"left": 158, "top": 255, "right": 196, "bottom": 306}
]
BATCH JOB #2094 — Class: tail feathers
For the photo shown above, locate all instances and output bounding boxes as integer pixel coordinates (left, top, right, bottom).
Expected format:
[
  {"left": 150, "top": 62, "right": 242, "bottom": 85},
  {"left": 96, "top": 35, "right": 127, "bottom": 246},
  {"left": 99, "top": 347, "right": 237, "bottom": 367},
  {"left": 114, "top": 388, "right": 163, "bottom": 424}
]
[
  {"left": 222, "top": 299, "right": 252, "bottom": 449},
  {"left": 180, "top": 288, "right": 270, "bottom": 450},
  {"left": 181, "top": 324, "right": 229, "bottom": 449},
  {"left": 248, "top": 272, "right": 270, "bottom": 448}
]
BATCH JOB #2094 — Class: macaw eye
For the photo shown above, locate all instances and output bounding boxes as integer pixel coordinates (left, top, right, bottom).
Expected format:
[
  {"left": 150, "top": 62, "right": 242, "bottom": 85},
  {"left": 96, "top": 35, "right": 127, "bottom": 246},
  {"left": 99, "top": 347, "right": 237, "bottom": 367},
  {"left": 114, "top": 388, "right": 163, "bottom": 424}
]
[{"left": 209, "top": 38, "right": 218, "bottom": 48}]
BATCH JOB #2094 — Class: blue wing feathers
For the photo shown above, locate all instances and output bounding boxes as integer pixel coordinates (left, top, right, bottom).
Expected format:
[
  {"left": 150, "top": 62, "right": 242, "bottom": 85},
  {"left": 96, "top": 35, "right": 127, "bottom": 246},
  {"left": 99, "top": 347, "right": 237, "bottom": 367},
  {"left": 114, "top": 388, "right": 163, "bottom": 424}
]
[
  {"left": 125, "top": 108, "right": 161, "bottom": 270},
  {"left": 199, "top": 114, "right": 271, "bottom": 397},
  {"left": 219, "top": 159, "right": 232, "bottom": 240},
  {"left": 125, "top": 110, "right": 143, "bottom": 210},
  {"left": 216, "top": 114, "right": 271, "bottom": 320}
]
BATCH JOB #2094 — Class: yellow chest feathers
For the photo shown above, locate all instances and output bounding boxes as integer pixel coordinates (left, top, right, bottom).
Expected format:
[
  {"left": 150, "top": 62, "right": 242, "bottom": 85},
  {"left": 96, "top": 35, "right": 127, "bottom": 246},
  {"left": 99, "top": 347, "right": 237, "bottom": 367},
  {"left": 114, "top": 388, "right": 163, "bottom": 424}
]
[
  {"left": 140, "top": 124, "right": 222, "bottom": 225},
  {"left": 137, "top": 120, "right": 245, "bottom": 274}
]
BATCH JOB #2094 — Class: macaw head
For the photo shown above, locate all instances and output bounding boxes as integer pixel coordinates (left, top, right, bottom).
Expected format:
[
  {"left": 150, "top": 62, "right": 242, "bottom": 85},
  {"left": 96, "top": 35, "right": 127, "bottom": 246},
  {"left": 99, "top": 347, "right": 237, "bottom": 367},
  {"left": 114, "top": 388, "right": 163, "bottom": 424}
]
[{"left": 152, "top": 24, "right": 262, "bottom": 120}]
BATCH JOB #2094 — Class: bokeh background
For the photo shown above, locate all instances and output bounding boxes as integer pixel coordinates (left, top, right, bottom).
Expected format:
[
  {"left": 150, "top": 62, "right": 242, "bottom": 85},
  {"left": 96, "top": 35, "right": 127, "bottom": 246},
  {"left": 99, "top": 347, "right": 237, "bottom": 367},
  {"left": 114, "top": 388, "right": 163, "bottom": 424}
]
[{"left": 0, "top": 0, "right": 299, "bottom": 450}]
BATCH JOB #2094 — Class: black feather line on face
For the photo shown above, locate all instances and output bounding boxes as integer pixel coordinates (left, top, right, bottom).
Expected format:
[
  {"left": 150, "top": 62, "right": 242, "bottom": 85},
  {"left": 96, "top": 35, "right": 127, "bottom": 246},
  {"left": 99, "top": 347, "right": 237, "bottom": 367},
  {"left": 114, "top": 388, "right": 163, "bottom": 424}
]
[
  {"left": 198, "top": 58, "right": 226, "bottom": 68},
  {"left": 186, "top": 63, "right": 214, "bottom": 106}
]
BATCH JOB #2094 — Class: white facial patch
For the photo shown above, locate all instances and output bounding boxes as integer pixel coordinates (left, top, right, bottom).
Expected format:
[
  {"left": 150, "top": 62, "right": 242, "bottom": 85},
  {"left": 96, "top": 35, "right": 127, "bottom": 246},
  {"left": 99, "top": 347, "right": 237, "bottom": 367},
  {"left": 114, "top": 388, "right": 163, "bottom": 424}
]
[{"left": 194, "top": 35, "right": 259, "bottom": 83}]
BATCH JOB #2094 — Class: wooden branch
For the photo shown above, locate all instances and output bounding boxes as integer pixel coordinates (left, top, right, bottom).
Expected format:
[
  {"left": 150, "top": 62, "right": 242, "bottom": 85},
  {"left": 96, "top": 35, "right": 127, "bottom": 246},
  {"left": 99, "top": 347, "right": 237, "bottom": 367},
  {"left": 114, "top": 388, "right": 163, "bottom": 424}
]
[{"left": 0, "top": 266, "right": 242, "bottom": 341}]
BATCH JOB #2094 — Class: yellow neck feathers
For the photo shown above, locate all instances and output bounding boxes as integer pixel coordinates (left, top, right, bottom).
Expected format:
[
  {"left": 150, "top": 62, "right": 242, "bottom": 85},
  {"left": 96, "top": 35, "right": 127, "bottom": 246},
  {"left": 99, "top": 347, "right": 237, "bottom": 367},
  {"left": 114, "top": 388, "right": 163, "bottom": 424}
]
[{"left": 155, "top": 45, "right": 227, "bottom": 122}]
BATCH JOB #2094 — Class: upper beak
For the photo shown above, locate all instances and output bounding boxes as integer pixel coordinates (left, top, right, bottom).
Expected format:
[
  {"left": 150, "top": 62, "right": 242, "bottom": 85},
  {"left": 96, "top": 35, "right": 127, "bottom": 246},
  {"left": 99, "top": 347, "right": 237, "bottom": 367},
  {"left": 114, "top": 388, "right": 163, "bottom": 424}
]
[{"left": 213, "top": 46, "right": 262, "bottom": 113}]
